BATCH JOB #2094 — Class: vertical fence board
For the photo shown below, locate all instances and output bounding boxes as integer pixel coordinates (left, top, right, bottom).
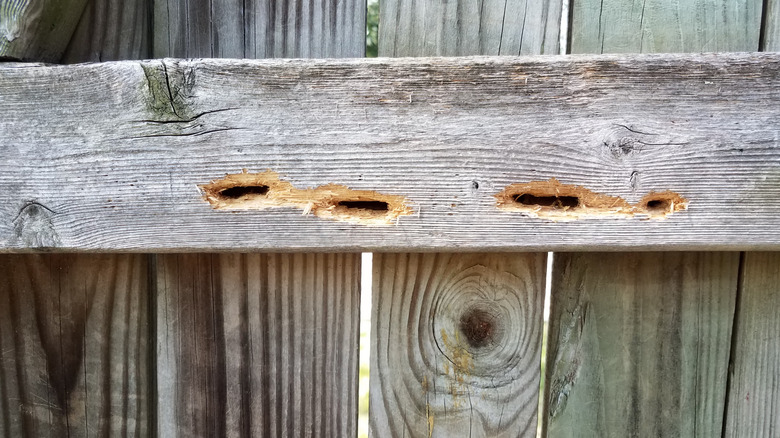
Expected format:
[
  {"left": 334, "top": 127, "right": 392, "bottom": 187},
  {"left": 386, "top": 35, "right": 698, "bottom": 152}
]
[
  {"left": 156, "top": 254, "right": 359, "bottom": 437},
  {"left": 61, "top": 0, "right": 151, "bottom": 62},
  {"left": 369, "top": 253, "right": 545, "bottom": 437},
  {"left": 545, "top": 253, "right": 739, "bottom": 437},
  {"left": 723, "top": 253, "right": 780, "bottom": 437},
  {"left": 153, "top": 0, "right": 366, "bottom": 58},
  {"left": 378, "top": 0, "right": 562, "bottom": 56},
  {"left": 373, "top": 4, "right": 560, "bottom": 436},
  {"left": 151, "top": 3, "right": 364, "bottom": 435},
  {"left": 570, "top": 0, "right": 762, "bottom": 53},
  {"left": 544, "top": 2, "right": 756, "bottom": 435},
  {"left": 0, "top": 0, "right": 88, "bottom": 62},
  {"left": 0, "top": 254, "right": 149, "bottom": 437},
  {"left": 765, "top": 0, "right": 780, "bottom": 50}
]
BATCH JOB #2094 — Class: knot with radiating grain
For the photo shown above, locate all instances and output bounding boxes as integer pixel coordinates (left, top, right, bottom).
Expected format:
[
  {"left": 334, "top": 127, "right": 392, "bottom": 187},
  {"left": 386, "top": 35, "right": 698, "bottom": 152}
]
[{"left": 370, "top": 253, "right": 545, "bottom": 437}]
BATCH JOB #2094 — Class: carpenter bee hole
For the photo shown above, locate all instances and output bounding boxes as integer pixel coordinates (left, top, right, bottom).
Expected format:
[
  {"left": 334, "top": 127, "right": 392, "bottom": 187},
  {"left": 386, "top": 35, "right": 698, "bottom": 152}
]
[
  {"left": 217, "top": 185, "right": 270, "bottom": 199},
  {"left": 645, "top": 198, "right": 670, "bottom": 211},
  {"left": 513, "top": 193, "right": 580, "bottom": 209},
  {"left": 336, "top": 200, "right": 390, "bottom": 212}
]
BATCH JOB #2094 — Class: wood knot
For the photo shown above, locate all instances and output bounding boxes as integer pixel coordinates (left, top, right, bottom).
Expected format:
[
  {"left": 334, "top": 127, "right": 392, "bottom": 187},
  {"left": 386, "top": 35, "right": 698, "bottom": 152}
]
[{"left": 459, "top": 308, "right": 496, "bottom": 348}]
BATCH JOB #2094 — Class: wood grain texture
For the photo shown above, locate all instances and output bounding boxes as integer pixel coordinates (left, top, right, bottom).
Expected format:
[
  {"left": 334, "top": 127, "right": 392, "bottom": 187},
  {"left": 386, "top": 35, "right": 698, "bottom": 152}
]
[
  {"left": 0, "top": 254, "right": 149, "bottom": 436},
  {"left": 0, "top": 0, "right": 88, "bottom": 61},
  {"left": 543, "top": 252, "right": 739, "bottom": 437},
  {"left": 156, "top": 253, "right": 359, "bottom": 437},
  {"left": 570, "top": 0, "right": 762, "bottom": 53},
  {"left": 153, "top": 0, "right": 365, "bottom": 58},
  {"left": 379, "top": 0, "right": 562, "bottom": 56},
  {"left": 765, "top": 0, "right": 780, "bottom": 51},
  {"left": 723, "top": 252, "right": 780, "bottom": 437},
  {"left": 369, "top": 253, "right": 545, "bottom": 437},
  {"left": 1, "top": 54, "right": 780, "bottom": 251},
  {"left": 61, "top": 0, "right": 151, "bottom": 63}
]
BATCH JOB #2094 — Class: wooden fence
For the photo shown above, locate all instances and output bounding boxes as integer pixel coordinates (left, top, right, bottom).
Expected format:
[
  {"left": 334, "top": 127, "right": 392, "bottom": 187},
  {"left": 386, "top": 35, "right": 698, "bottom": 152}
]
[{"left": 0, "top": 0, "right": 779, "bottom": 436}]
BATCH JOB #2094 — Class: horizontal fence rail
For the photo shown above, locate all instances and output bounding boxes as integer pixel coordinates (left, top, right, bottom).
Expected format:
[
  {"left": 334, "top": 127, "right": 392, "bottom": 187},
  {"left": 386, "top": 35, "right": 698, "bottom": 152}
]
[{"left": 2, "top": 53, "right": 780, "bottom": 252}]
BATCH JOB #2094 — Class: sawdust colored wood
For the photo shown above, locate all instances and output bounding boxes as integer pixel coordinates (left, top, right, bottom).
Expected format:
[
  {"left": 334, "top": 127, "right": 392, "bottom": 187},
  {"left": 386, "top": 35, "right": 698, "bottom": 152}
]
[
  {"left": 723, "top": 252, "right": 780, "bottom": 437},
  {"left": 543, "top": 252, "right": 739, "bottom": 437},
  {"left": 570, "top": 0, "right": 762, "bottom": 53},
  {"left": 0, "top": 254, "right": 150, "bottom": 436},
  {"left": 156, "top": 253, "right": 359, "bottom": 437},
  {"left": 379, "top": 0, "right": 562, "bottom": 56},
  {"left": 61, "top": 0, "right": 151, "bottom": 62},
  {"left": 153, "top": 0, "right": 365, "bottom": 58},
  {"left": 369, "top": 253, "right": 545, "bottom": 437}
]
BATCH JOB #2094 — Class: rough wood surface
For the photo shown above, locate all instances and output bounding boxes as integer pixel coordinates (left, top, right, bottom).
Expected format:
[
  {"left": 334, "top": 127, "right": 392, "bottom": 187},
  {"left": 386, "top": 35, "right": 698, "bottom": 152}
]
[
  {"left": 544, "top": 252, "right": 739, "bottom": 437},
  {"left": 765, "top": 0, "right": 780, "bottom": 51},
  {"left": 61, "top": 0, "right": 151, "bottom": 62},
  {"left": 570, "top": 0, "right": 762, "bottom": 53},
  {"left": 1, "top": 54, "right": 780, "bottom": 251},
  {"left": 379, "top": 0, "right": 562, "bottom": 56},
  {"left": 153, "top": 0, "right": 365, "bottom": 58},
  {"left": 156, "top": 253, "right": 359, "bottom": 437},
  {"left": 0, "top": 0, "right": 88, "bottom": 61},
  {"left": 0, "top": 254, "right": 149, "bottom": 436},
  {"left": 723, "top": 252, "right": 780, "bottom": 437},
  {"left": 369, "top": 253, "right": 545, "bottom": 437}
]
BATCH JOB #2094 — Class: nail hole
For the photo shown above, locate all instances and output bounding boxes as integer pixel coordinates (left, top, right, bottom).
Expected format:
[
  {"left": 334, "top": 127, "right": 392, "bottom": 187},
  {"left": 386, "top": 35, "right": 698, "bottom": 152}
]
[
  {"left": 645, "top": 199, "right": 669, "bottom": 211},
  {"left": 218, "top": 185, "right": 270, "bottom": 199},
  {"left": 514, "top": 193, "right": 579, "bottom": 209},
  {"left": 337, "top": 200, "right": 390, "bottom": 212}
]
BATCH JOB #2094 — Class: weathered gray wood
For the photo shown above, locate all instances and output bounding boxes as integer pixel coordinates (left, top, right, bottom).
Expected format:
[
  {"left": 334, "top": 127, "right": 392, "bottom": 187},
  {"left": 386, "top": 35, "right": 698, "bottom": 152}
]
[
  {"left": 379, "top": 0, "right": 562, "bottom": 56},
  {"left": 570, "top": 0, "right": 762, "bottom": 53},
  {"left": 60, "top": 0, "right": 151, "bottom": 62},
  {"left": 1, "top": 54, "right": 780, "bottom": 251},
  {"left": 369, "top": 253, "right": 545, "bottom": 437},
  {"left": 544, "top": 252, "right": 739, "bottom": 437},
  {"left": 153, "top": 0, "right": 365, "bottom": 58},
  {"left": 0, "top": 254, "right": 149, "bottom": 436},
  {"left": 765, "top": 0, "right": 780, "bottom": 51},
  {"left": 156, "top": 253, "right": 359, "bottom": 437},
  {"left": 723, "top": 253, "right": 780, "bottom": 437},
  {"left": 0, "top": 0, "right": 88, "bottom": 62}
]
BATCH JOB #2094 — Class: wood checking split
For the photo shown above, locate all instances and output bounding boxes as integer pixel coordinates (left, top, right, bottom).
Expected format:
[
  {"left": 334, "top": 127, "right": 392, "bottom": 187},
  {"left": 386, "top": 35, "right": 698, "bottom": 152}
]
[
  {"left": 495, "top": 178, "right": 687, "bottom": 221},
  {"left": 199, "top": 170, "right": 413, "bottom": 225}
]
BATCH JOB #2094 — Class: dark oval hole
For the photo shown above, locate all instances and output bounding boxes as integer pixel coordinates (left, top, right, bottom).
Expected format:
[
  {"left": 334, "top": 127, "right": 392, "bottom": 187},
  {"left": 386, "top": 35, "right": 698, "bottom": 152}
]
[
  {"left": 218, "top": 185, "right": 270, "bottom": 199},
  {"left": 646, "top": 199, "right": 669, "bottom": 210},
  {"left": 459, "top": 308, "right": 496, "bottom": 348},
  {"left": 337, "top": 200, "right": 389, "bottom": 212},
  {"left": 514, "top": 193, "right": 579, "bottom": 209}
]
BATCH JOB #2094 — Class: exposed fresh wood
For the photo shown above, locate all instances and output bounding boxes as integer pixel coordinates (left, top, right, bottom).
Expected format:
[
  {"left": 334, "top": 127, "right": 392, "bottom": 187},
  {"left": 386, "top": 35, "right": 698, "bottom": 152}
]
[
  {"left": 544, "top": 252, "right": 739, "bottom": 437},
  {"left": 1, "top": 54, "right": 780, "bottom": 251},
  {"left": 570, "top": 0, "right": 762, "bottom": 53},
  {"left": 61, "top": 0, "right": 151, "bottom": 63},
  {"left": 156, "top": 253, "right": 359, "bottom": 437},
  {"left": 0, "top": 254, "right": 149, "bottom": 436},
  {"left": 152, "top": 0, "right": 365, "bottom": 58},
  {"left": 723, "top": 253, "right": 780, "bottom": 437},
  {"left": 369, "top": 253, "right": 545, "bottom": 437},
  {"left": 379, "top": 0, "right": 562, "bottom": 56},
  {"left": 0, "top": 0, "right": 88, "bottom": 62},
  {"left": 765, "top": 0, "right": 780, "bottom": 51}
]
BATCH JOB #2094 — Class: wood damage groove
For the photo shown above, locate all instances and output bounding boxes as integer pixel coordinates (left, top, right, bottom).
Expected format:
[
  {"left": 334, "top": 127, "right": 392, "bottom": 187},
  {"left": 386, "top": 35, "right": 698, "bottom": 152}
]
[
  {"left": 200, "top": 170, "right": 413, "bottom": 225},
  {"left": 495, "top": 178, "right": 687, "bottom": 221}
]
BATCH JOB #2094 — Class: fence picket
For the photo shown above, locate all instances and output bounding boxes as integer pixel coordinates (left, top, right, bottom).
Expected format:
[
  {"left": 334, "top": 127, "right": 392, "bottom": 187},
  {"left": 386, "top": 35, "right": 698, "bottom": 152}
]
[{"left": 369, "top": 253, "right": 546, "bottom": 437}]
